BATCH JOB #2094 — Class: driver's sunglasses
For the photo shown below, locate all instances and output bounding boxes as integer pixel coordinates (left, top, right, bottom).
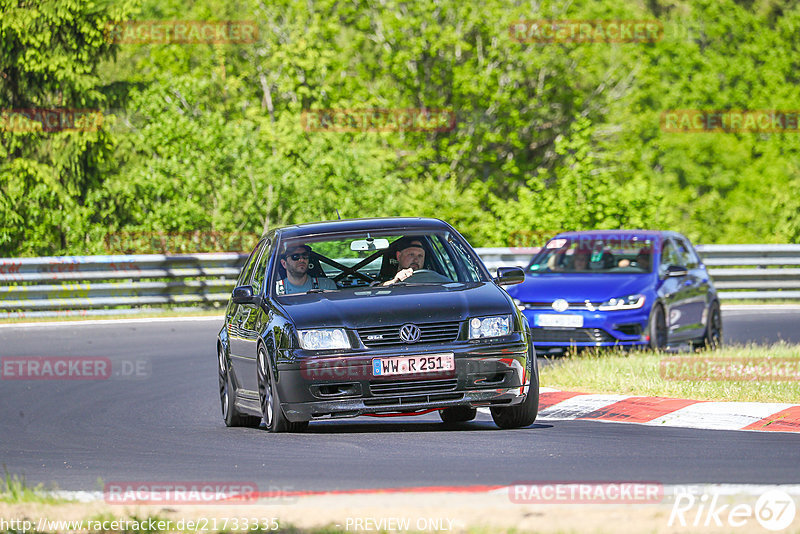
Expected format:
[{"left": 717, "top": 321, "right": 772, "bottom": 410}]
[{"left": 289, "top": 252, "right": 310, "bottom": 261}]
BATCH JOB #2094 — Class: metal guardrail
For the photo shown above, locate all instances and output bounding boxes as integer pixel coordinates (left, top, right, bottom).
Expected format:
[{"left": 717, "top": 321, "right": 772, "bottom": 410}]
[{"left": 1, "top": 245, "right": 799, "bottom": 317}]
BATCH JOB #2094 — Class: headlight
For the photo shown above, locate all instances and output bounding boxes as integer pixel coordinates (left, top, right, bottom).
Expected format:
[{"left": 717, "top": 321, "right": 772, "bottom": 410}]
[
  {"left": 297, "top": 328, "right": 350, "bottom": 350},
  {"left": 598, "top": 294, "right": 646, "bottom": 311},
  {"left": 469, "top": 315, "right": 512, "bottom": 339}
]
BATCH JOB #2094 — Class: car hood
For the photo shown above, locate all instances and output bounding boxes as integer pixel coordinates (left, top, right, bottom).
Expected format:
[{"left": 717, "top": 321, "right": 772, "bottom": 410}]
[
  {"left": 506, "top": 273, "right": 654, "bottom": 303},
  {"left": 278, "top": 282, "right": 513, "bottom": 329}
]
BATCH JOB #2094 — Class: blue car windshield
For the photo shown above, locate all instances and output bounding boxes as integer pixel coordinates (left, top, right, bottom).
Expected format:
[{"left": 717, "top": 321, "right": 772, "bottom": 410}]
[{"left": 527, "top": 235, "right": 654, "bottom": 274}]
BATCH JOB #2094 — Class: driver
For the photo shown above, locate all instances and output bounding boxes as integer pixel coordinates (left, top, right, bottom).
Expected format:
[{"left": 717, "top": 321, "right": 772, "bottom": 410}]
[
  {"left": 277, "top": 244, "right": 337, "bottom": 295},
  {"left": 383, "top": 238, "right": 426, "bottom": 286}
]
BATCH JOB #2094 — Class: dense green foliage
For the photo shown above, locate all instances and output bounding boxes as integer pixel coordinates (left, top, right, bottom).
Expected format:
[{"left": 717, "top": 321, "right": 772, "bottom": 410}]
[{"left": 2, "top": 0, "right": 799, "bottom": 255}]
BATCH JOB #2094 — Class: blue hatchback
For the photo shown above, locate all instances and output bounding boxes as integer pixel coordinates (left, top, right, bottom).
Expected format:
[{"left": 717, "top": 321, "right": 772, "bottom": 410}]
[{"left": 506, "top": 230, "right": 722, "bottom": 352}]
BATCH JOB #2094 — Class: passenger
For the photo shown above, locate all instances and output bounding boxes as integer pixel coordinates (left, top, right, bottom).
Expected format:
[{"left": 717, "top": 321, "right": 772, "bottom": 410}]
[
  {"left": 277, "top": 244, "right": 337, "bottom": 295},
  {"left": 634, "top": 248, "right": 652, "bottom": 270},
  {"left": 571, "top": 249, "right": 591, "bottom": 271},
  {"left": 383, "top": 238, "right": 426, "bottom": 286}
]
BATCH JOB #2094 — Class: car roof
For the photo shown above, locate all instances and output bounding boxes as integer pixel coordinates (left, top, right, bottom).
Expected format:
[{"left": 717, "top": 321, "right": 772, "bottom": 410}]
[
  {"left": 553, "top": 229, "right": 686, "bottom": 240},
  {"left": 267, "top": 217, "right": 454, "bottom": 240}
]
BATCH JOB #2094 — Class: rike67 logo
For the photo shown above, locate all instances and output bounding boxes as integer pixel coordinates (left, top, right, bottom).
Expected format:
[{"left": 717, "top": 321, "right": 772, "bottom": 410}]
[{"left": 669, "top": 488, "right": 797, "bottom": 531}]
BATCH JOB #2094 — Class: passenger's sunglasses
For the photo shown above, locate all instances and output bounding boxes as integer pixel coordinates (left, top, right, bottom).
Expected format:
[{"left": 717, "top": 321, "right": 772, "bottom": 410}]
[{"left": 288, "top": 253, "right": 310, "bottom": 261}]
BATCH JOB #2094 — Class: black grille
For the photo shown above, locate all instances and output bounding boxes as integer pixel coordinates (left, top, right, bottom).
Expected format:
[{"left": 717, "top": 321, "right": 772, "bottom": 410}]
[
  {"left": 531, "top": 327, "right": 615, "bottom": 344},
  {"left": 369, "top": 378, "right": 459, "bottom": 396},
  {"left": 358, "top": 321, "right": 461, "bottom": 347},
  {"left": 364, "top": 393, "right": 464, "bottom": 407},
  {"left": 615, "top": 323, "right": 642, "bottom": 336}
]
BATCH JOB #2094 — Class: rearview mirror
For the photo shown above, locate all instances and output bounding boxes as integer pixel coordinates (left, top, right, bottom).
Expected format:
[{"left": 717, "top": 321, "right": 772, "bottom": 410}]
[
  {"left": 351, "top": 238, "right": 390, "bottom": 251},
  {"left": 494, "top": 266, "right": 525, "bottom": 286}
]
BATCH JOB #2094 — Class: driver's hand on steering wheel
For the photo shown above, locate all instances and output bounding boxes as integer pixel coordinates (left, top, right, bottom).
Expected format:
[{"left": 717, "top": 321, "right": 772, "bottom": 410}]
[{"left": 383, "top": 267, "right": 414, "bottom": 286}]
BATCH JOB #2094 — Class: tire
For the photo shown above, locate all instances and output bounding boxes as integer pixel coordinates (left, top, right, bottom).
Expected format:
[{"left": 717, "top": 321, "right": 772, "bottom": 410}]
[
  {"left": 439, "top": 406, "right": 477, "bottom": 423},
  {"left": 648, "top": 304, "right": 668, "bottom": 351},
  {"left": 218, "top": 345, "right": 260, "bottom": 428},
  {"left": 693, "top": 300, "right": 722, "bottom": 351},
  {"left": 490, "top": 349, "right": 539, "bottom": 429},
  {"left": 257, "top": 345, "right": 308, "bottom": 433}
]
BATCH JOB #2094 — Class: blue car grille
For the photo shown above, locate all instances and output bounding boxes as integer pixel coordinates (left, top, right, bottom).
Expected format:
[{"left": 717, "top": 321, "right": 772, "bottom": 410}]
[
  {"left": 532, "top": 328, "right": 616, "bottom": 344},
  {"left": 521, "top": 301, "right": 601, "bottom": 310}
]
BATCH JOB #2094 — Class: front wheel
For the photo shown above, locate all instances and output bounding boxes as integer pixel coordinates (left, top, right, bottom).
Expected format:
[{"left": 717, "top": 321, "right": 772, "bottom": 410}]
[
  {"left": 693, "top": 300, "right": 722, "bottom": 350},
  {"left": 257, "top": 346, "right": 308, "bottom": 433},
  {"left": 491, "top": 352, "right": 539, "bottom": 429},
  {"left": 648, "top": 304, "right": 668, "bottom": 350}
]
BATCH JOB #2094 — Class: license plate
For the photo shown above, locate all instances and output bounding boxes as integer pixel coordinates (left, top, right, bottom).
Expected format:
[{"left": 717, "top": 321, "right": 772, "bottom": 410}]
[
  {"left": 535, "top": 314, "right": 584, "bottom": 328},
  {"left": 372, "top": 353, "right": 455, "bottom": 377}
]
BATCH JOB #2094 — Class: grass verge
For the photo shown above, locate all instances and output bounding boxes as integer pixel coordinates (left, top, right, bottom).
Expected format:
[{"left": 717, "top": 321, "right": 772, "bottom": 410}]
[
  {"left": 0, "top": 308, "right": 223, "bottom": 325},
  {"left": 0, "top": 470, "right": 64, "bottom": 504},
  {"left": 539, "top": 342, "right": 800, "bottom": 403}
]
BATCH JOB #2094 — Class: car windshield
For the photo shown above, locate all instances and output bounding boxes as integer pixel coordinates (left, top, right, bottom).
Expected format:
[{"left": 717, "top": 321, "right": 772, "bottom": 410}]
[
  {"left": 527, "top": 235, "right": 655, "bottom": 274},
  {"left": 273, "top": 231, "right": 487, "bottom": 295}
]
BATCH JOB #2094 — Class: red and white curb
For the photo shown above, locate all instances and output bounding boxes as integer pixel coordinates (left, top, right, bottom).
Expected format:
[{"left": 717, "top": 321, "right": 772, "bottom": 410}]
[{"left": 533, "top": 387, "right": 800, "bottom": 433}]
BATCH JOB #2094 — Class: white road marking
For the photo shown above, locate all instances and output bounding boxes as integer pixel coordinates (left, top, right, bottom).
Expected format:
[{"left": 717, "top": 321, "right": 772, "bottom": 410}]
[
  {"left": 644, "top": 401, "right": 797, "bottom": 430},
  {"left": 537, "top": 394, "right": 630, "bottom": 420}
]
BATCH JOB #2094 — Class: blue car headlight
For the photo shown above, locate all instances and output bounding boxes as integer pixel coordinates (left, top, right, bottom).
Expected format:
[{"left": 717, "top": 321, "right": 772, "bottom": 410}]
[
  {"left": 297, "top": 328, "right": 351, "bottom": 350},
  {"left": 469, "top": 315, "right": 512, "bottom": 339},
  {"left": 598, "top": 294, "right": 646, "bottom": 311}
]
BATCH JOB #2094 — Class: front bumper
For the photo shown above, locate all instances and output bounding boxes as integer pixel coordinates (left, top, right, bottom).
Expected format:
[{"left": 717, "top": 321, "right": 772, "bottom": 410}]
[
  {"left": 274, "top": 337, "right": 531, "bottom": 422},
  {"left": 521, "top": 308, "right": 650, "bottom": 348}
]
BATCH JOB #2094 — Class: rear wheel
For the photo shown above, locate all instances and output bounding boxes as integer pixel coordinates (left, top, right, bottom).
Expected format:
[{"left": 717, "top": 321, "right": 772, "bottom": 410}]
[
  {"left": 219, "top": 346, "right": 260, "bottom": 428},
  {"left": 491, "top": 350, "right": 539, "bottom": 429},
  {"left": 693, "top": 301, "right": 722, "bottom": 350},
  {"left": 439, "top": 407, "right": 477, "bottom": 423},
  {"left": 648, "top": 304, "right": 668, "bottom": 350},
  {"left": 257, "top": 346, "right": 308, "bottom": 433}
]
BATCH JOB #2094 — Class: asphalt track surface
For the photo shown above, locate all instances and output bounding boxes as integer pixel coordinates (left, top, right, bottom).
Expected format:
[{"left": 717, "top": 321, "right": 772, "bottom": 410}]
[{"left": 1, "top": 308, "right": 798, "bottom": 492}]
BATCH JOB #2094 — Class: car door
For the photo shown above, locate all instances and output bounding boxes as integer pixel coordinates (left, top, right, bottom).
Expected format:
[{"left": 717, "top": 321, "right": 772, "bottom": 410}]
[
  {"left": 673, "top": 236, "right": 708, "bottom": 338},
  {"left": 228, "top": 238, "right": 269, "bottom": 394},
  {"left": 236, "top": 237, "right": 274, "bottom": 394},
  {"left": 231, "top": 237, "right": 273, "bottom": 395},
  {"left": 658, "top": 239, "right": 693, "bottom": 341}
]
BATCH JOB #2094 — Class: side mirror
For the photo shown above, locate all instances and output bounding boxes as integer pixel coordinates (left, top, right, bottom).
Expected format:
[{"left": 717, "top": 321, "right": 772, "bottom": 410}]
[
  {"left": 495, "top": 266, "right": 525, "bottom": 286},
  {"left": 665, "top": 265, "right": 689, "bottom": 278},
  {"left": 232, "top": 285, "right": 261, "bottom": 305}
]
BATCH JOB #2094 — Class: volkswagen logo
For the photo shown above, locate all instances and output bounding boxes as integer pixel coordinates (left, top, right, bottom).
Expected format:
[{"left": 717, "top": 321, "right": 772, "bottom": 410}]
[
  {"left": 552, "top": 299, "right": 569, "bottom": 312},
  {"left": 399, "top": 323, "right": 421, "bottom": 343}
]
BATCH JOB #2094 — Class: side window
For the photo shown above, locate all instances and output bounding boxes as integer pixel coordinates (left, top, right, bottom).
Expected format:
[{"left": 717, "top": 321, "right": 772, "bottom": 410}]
[
  {"left": 676, "top": 237, "right": 699, "bottom": 269},
  {"left": 659, "top": 240, "right": 681, "bottom": 275},
  {"left": 237, "top": 242, "right": 262, "bottom": 286},
  {"left": 251, "top": 239, "right": 273, "bottom": 294},
  {"left": 429, "top": 236, "right": 458, "bottom": 280}
]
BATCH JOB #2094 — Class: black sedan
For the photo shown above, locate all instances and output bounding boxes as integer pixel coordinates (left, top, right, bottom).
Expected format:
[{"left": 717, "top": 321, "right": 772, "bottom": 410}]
[{"left": 217, "top": 217, "right": 538, "bottom": 432}]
